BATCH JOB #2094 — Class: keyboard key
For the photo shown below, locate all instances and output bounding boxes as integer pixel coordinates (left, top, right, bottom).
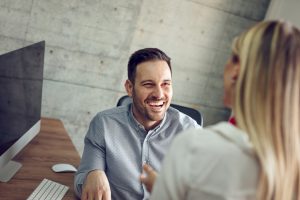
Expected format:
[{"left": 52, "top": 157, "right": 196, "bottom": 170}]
[{"left": 27, "top": 178, "right": 69, "bottom": 200}]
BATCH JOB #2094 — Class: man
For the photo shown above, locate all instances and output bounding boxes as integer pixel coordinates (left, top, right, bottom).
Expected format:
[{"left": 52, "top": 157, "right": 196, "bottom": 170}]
[{"left": 74, "top": 48, "right": 201, "bottom": 200}]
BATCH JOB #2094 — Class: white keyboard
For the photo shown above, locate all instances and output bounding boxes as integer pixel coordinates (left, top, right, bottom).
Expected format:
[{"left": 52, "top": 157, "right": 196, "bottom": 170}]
[{"left": 27, "top": 178, "right": 69, "bottom": 200}]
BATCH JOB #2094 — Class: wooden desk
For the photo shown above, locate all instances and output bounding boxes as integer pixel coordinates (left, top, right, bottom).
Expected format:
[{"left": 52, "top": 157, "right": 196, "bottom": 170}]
[{"left": 0, "top": 118, "right": 81, "bottom": 200}]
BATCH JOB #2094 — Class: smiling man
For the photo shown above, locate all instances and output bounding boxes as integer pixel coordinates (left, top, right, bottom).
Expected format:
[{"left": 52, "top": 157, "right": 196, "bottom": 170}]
[{"left": 74, "top": 48, "right": 201, "bottom": 200}]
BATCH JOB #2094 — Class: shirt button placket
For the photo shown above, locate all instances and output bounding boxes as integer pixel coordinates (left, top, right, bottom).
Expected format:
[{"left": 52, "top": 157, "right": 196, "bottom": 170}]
[
  {"left": 142, "top": 138, "right": 148, "bottom": 165},
  {"left": 141, "top": 132, "right": 151, "bottom": 197},
  {"left": 139, "top": 127, "right": 147, "bottom": 166}
]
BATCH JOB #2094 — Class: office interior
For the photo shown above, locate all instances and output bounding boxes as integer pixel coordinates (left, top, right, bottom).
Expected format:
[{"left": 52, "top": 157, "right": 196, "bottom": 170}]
[{"left": 0, "top": 0, "right": 298, "bottom": 156}]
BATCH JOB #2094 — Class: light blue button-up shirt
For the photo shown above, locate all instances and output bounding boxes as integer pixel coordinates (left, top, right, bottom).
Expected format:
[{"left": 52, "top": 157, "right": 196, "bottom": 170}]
[{"left": 74, "top": 103, "right": 200, "bottom": 199}]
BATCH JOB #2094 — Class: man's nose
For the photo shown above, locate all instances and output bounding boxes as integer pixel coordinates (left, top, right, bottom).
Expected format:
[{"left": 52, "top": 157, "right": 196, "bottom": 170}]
[{"left": 152, "top": 86, "right": 164, "bottom": 99}]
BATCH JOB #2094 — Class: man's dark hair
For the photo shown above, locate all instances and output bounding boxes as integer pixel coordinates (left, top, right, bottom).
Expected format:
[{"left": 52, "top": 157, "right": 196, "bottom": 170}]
[{"left": 127, "top": 48, "right": 172, "bottom": 83}]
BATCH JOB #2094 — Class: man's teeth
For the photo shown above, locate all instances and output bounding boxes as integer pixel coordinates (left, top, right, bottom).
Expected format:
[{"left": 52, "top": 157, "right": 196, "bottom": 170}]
[{"left": 149, "top": 102, "right": 164, "bottom": 106}]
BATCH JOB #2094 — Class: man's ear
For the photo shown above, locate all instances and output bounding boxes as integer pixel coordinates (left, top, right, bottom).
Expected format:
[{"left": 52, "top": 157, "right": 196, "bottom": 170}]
[{"left": 125, "top": 80, "right": 133, "bottom": 97}]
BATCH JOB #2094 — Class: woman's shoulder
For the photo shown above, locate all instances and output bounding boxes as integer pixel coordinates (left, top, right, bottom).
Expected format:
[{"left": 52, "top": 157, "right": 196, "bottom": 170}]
[
  {"left": 176, "top": 122, "right": 254, "bottom": 156},
  {"left": 177, "top": 122, "right": 259, "bottom": 198}
]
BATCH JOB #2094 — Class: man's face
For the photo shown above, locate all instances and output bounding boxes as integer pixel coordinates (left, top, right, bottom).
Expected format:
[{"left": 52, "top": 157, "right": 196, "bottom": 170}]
[{"left": 126, "top": 60, "right": 173, "bottom": 128}]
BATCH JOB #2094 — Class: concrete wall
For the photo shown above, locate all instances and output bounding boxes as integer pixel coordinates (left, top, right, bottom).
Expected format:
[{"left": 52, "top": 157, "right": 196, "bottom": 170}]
[
  {"left": 265, "top": 0, "right": 300, "bottom": 28},
  {"left": 0, "top": 0, "right": 270, "bottom": 155}
]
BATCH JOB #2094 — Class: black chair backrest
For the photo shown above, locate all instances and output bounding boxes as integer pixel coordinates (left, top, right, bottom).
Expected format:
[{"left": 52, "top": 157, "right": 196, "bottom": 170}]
[{"left": 116, "top": 95, "right": 203, "bottom": 126}]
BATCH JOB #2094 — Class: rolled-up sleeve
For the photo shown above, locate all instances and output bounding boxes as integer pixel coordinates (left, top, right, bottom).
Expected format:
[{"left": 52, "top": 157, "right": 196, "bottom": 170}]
[{"left": 74, "top": 114, "right": 106, "bottom": 197}]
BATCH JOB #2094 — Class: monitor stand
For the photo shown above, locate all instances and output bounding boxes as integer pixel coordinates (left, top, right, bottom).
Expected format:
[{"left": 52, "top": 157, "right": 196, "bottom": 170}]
[{"left": 0, "top": 160, "right": 22, "bottom": 182}]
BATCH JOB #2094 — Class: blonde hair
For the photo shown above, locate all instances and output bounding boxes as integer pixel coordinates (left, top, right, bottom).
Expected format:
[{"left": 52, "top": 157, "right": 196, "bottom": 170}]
[{"left": 232, "top": 21, "right": 300, "bottom": 200}]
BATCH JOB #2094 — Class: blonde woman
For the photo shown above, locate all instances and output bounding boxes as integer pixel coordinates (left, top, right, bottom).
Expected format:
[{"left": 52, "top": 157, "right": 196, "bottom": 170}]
[{"left": 141, "top": 20, "right": 300, "bottom": 200}]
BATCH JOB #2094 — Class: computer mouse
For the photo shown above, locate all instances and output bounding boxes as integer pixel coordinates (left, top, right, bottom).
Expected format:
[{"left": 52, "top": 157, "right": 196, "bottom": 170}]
[{"left": 52, "top": 163, "right": 77, "bottom": 173}]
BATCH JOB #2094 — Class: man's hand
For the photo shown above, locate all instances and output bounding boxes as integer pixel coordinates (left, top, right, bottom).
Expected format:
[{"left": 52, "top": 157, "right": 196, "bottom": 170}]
[
  {"left": 140, "top": 164, "right": 157, "bottom": 193},
  {"left": 81, "top": 170, "right": 111, "bottom": 200}
]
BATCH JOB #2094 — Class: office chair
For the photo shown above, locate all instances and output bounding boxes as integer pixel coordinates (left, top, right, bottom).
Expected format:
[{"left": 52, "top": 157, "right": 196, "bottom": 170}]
[{"left": 116, "top": 95, "right": 203, "bottom": 126}]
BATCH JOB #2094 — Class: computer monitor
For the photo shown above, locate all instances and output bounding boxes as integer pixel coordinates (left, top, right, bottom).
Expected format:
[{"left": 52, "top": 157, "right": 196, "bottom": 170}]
[{"left": 0, "top": 41, "right": 45, "bottom": 182}]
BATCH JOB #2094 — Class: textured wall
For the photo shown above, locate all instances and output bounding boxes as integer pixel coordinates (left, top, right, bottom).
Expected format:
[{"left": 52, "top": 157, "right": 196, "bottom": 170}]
[
  {"left": 266, "top": 0, "right": 300, "bottom": 28},
  {"left": 0, "top": 0, "right": 270, "bottom": 155}
]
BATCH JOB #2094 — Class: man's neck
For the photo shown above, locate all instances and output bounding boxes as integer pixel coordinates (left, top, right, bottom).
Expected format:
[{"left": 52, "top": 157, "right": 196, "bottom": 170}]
[
  {"left": 131, "top": 107, "right": 163, "bottom": 132},
  {"left": 143, "top": 120, "right": 162, "bottom": 132}
]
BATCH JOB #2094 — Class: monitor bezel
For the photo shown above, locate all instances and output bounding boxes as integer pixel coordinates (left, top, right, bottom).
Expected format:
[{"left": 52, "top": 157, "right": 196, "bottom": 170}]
[{"left": 0, "top": 120, "right": 41, "bottom": 182}]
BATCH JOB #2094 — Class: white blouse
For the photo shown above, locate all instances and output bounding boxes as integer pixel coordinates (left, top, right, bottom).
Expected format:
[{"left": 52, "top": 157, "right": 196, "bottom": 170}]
[{"left": 150, "top": 122, "right": 259, "bottom": 200}]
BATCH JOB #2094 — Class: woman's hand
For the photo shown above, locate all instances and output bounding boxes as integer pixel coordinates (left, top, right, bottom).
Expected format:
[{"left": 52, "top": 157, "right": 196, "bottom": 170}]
[{"left": 140, "top": 164, "right": 157, "bottom": 193}]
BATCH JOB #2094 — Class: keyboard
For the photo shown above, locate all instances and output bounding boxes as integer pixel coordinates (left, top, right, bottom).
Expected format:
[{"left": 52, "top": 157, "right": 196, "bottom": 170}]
[{"left": 27, "top": 178, "right": 69, "bottom": 200}]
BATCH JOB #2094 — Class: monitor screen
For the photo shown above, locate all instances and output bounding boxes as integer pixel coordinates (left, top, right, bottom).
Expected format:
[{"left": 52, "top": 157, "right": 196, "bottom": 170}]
[{"left": 0, "top": 41, "right": 45, "bottom": 182}]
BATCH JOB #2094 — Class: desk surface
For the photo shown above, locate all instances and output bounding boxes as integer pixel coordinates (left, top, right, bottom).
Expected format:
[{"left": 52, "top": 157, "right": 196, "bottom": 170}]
[{"left": 0, "top": 118, "right": 81, "bottom": 200}]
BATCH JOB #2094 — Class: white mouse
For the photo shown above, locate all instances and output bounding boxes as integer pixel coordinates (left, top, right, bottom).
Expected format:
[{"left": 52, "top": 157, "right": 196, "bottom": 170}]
[{"left": 52, "top": 163, "right": 77, "bottom": 173}]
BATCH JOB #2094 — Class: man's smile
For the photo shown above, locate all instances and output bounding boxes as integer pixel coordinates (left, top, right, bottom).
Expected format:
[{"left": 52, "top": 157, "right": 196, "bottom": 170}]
[{"left": 146, "top": 100, "right": 165, "bottom": 112}]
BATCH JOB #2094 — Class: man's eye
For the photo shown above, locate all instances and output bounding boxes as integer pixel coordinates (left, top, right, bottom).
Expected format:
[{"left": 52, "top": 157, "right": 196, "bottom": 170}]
[
  {"left": 143, "top": 83, "right": 153, "bottom": 87},
  {"left": 163, "top": 82, "right": 171, "bottom": 86}
]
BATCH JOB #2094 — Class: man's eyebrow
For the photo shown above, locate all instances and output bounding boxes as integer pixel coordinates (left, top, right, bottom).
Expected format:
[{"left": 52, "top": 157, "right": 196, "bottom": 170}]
[
  {"left": 140, "top": 80, "right": 154, "bottom": 83},
  {"left": 140, "top": 79, "right": 172, "bottom": 84}
]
